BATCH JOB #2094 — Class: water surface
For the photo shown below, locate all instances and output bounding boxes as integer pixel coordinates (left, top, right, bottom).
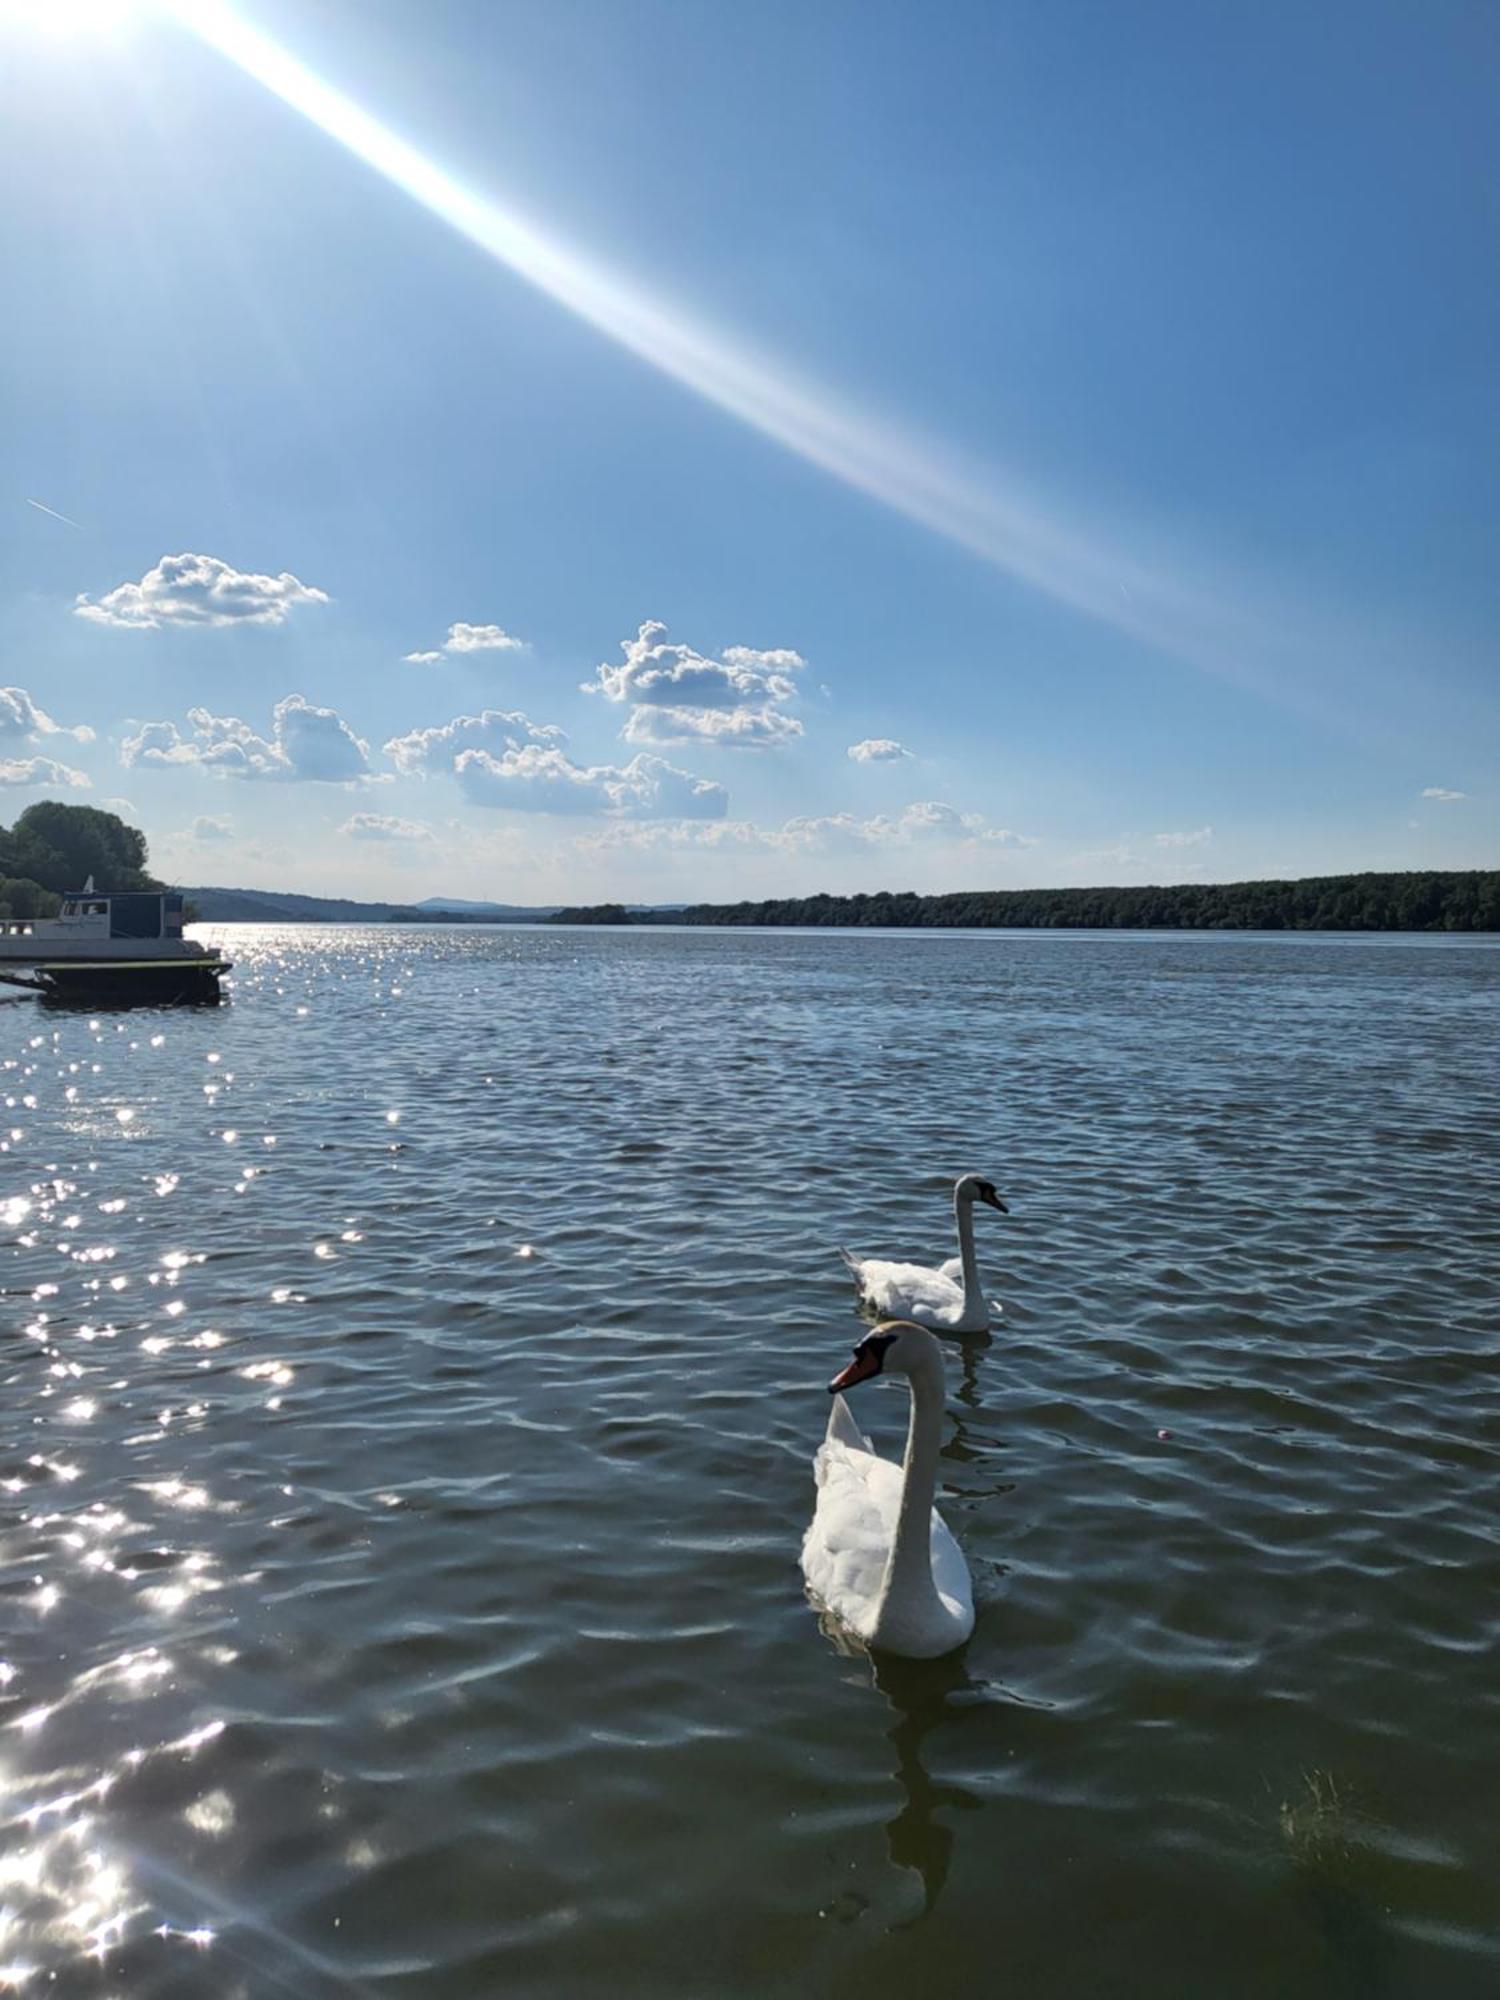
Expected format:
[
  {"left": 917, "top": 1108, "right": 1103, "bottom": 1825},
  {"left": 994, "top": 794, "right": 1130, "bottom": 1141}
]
[{"left": 3, "top": 925, "right": 1498, "bottom": 1996}]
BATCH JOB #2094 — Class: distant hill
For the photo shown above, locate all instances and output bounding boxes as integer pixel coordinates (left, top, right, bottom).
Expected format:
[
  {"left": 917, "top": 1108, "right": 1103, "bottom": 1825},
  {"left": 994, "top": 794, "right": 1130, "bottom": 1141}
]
[{"left": 185, "top": 886, "right": 557, "bottom": 923}]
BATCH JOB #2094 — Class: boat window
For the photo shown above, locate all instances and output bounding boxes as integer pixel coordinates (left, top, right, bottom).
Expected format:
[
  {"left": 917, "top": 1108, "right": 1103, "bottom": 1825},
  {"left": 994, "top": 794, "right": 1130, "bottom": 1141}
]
[{"left": 86, "top": 901, "right": 108, "bottom": 916}]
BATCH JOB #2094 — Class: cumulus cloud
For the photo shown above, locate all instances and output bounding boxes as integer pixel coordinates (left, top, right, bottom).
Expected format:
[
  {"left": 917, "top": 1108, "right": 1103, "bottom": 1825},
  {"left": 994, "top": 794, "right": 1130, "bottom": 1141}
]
[
  {"left": 585, "top": 620, "right": 806, "bottom": 750},
  {"left": 403, "top": 622, "right": 523, "bottom": 662},
  {"left": 445, "top": 622, "right": 523, "bottom": 653},
  {"left": 341, "top": 812, "right": 433, "bottom": 841},
  {"left": 1420, "top": 787, "right": 1465, "bottom": 802},
  {"left": 190, "top": 815, "right": 234, "bottom": 841},
  {"left": 121, "top": 695, "right": 372, "bottom": 784},
  {"left": 0, "top": 685, "right": 94, "bottom": 744},
  {"left": 75, "top": 553, "right": 330, "bottom": 630},
  {"left": 456, "top": 746, "right": 727, "bottom": 819},
  {"left": 847, "top": 738, "right": 911, "bottom": 763},
  {"left": 384, "top": 708, "right": 566, "bottom": 776},
  {"left": 0, "top": 756, "right": 90, "bottom": 789},
  {"left": 1153, "top": 826, "right": 1213, "bottom": 848}
]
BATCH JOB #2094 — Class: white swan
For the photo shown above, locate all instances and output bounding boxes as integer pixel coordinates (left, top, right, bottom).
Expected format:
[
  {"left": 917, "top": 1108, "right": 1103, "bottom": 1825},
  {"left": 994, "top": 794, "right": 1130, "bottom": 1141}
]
[
  {"left": 840, "top": 1175, "right": 1008, "bottom": 1335},
  {"left": 801, "top": 1322, "right": 975, "bottom": 1659}
]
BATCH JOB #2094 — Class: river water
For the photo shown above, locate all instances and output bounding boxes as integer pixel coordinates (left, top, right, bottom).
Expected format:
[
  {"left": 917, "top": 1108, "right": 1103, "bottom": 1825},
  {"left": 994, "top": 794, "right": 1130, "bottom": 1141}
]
[{"left": 2, "top": 924, "right": 1497, "bottom": 1997}]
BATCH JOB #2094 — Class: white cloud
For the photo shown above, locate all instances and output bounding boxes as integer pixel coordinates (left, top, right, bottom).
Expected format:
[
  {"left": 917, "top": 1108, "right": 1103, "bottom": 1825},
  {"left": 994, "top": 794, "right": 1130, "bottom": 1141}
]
[
  {"left": 189, "top": 815, "right": 234, "bottom": 841},
  {"left": 0, "top": 756, "right": 90, "bottom": 790},
  {"left": 75, "top": 553, "right": 330, "bottom": 630},
  {"left": 1153, "top": 825, "right": 1213, "bottom": 848},
  {"left": 384, "top": 708, "right": 565, "bottom": 776},
  {"left": 0, "top": 685, "right": 94, "bottom": 744},
  {"left": 121, "top": 695, "right": 372, "bottom": 784},
  {"left": 445, "top": 622, "right": 523, "bottom": 653},
  {"left": 404, "top": 622, "right": 523, "bottom": 661},
  {"left": 101, "top": 796, "right": 136, "bottom": 816},
  {"left": 456, "top": 745, "right": 727, "bottom": 819},
  {"left": 1420, "top": 787, "right": 1465, "bottom": 802},
  {"left": 341, "top": 812, "right": 433, "bottom": 841},
  {"left": 847, "top": 738, "right": 911, "bottom": 763},
  {"left": 622, "top": 704, "right": 803, "bottom": 748},
  {"left": 585, "top": 620, "right": 805, "bottom": 750}
]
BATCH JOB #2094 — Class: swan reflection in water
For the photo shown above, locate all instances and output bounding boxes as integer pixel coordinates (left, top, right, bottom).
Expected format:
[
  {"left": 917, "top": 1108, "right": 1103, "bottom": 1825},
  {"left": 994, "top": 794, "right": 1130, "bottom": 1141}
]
[
  {"left": 817, "top": 1613, "right": 984, "bottom": 1924},
  {"left": 873, "top": 1650, "right": 985, "bottom": 1923}
]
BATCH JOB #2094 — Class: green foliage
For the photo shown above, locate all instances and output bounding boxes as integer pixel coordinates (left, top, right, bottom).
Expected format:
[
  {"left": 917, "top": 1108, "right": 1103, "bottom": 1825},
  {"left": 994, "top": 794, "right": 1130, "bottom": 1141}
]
[
  {"left": 0, "top": 877, "right": 56, "bottom": 921},
  {"left": 549, "top": 903, "right": 636, "bottom": 925},
  {"left": 0, "top": 799, "right": 161, "bottom": 914},
  {"left": 550, "top": 871, "right": 1500, "bottom": 933}
]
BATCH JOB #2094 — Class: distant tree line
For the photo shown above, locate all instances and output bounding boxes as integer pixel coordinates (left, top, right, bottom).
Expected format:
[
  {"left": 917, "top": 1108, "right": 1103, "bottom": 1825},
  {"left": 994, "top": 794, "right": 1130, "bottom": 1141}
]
[
  {"left": 0, "top": 802, "right": 160, "bottom": 919},
  {"left": 550, "top": 871, "right": 1500, "bottom": 933}
]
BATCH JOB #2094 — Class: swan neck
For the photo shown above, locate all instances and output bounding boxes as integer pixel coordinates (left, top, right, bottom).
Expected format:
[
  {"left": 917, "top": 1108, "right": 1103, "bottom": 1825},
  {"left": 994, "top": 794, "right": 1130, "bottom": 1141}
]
[
  {"left": 880, "top": 1352, "right": 946, "bottom": 1621},
  {"left": 953, "top": 1188, "right": 981, "bottom": 1314}
]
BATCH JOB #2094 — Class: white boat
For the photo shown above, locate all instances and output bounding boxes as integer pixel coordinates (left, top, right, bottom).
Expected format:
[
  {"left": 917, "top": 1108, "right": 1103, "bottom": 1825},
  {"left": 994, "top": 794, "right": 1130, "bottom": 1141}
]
[{"left": 0, "top": 883, "right": 229, "bottom": 1004}]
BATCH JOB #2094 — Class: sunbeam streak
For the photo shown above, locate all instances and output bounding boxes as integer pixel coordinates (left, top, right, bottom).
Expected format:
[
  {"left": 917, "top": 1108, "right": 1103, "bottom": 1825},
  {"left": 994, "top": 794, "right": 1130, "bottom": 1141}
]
[{"left": 160, "top": 0, "right": 1323, "bottom": 703}]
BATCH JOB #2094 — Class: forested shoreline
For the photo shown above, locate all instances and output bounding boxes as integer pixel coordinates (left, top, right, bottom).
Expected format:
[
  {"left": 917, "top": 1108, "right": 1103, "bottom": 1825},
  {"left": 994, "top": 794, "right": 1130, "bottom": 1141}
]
[{"left": 550, "top": 871, "right": 1500, "bottom": 932}]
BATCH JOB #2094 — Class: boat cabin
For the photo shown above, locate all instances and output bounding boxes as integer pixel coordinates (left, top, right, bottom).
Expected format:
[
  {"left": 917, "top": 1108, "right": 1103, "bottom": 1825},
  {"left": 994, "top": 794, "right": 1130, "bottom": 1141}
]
[{"left": 52, "top": 890, "right": 187, "bottom": 941}]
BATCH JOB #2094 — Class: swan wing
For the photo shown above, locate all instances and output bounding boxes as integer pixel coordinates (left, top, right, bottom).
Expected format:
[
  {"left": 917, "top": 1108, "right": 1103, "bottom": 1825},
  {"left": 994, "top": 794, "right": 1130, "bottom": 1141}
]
[
  {"left": 847, "top": 1257, "right": 967, "bottom": 1329},
  {"left": 801, "top": 1438, "right": 903, "bottom": 1643},
  {"left": 825, "top": 1391, "right": 871, "bottom": 1454},
  {"left": 928, "top": 1511, "right": 975, "bottom": 1631},
  {"left": 937, "top": 1255, "right": 963, "bottom": 1283}
]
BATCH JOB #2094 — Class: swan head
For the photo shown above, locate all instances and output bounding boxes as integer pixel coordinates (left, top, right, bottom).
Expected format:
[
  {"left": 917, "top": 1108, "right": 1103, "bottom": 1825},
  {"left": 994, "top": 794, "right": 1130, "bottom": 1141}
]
[
  {"left": 828, "top": 1321, "right": 939, "bottom": 1394},
  {"left": 956, "top": 1174, "right": 1008, "bottom": 1213}
]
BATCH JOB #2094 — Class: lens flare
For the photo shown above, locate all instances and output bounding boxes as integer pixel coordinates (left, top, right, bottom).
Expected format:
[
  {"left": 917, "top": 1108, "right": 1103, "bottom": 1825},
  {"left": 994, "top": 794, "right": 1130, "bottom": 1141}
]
[{"left": 157, "top": 0, "right": 1350, "bottom": 708}]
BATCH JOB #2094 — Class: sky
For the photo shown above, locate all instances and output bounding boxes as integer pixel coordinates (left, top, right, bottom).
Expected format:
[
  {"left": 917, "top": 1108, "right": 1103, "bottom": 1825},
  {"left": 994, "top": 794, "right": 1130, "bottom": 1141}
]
[{"left": 2, "top": 0, "right": 1496, "bottom": 904}]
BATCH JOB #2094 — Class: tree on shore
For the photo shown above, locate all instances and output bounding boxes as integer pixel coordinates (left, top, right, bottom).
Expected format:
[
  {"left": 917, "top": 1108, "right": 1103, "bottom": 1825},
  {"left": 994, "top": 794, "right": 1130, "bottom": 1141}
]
[{"left": 0, "top": 801, "right": 162, "bottom": 917}]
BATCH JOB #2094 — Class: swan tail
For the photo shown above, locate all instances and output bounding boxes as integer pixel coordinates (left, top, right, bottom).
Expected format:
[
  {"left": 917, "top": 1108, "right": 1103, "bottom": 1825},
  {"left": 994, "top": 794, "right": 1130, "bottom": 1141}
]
[{"left": 838, "top": 1247, "right": 863, "bottom": 1279}]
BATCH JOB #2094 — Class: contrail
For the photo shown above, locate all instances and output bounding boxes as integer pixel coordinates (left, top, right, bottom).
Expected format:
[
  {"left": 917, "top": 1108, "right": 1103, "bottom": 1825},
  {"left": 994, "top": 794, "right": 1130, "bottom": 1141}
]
[
  {"left": 27, "top": 496, "right": 83, "bottom": 528},
  {"left": 159, "top": 0, "right": 1342, "bottom": 708}
]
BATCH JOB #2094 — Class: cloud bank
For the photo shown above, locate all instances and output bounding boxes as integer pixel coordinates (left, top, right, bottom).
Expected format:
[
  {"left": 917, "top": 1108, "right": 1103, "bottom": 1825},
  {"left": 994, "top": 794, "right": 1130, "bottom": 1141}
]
[
  {"left": 582, "top": 798, "right": 1030, "bottom": 854},
  {"left": 456, "top": 746, "right": 727, "bottom": 818}
]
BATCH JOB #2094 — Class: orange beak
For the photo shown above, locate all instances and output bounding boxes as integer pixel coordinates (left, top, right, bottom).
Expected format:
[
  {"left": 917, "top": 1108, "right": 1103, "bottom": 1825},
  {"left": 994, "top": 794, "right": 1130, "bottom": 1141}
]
[{"left": 828, "top": 1349, "right": 884, "bottom": 1394}]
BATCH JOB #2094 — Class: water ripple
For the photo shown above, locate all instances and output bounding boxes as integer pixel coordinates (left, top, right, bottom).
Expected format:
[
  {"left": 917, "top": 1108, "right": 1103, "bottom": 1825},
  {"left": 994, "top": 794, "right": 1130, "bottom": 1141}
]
[{"left": 1, "top": 925, "right": 1497, "bottom": 1996}]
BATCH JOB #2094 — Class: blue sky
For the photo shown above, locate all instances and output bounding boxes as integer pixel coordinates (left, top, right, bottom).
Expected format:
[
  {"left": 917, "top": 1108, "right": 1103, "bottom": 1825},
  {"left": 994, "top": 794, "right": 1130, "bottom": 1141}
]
[{"left": 2, "top": 0, "right": 1495, "bottom": 902}]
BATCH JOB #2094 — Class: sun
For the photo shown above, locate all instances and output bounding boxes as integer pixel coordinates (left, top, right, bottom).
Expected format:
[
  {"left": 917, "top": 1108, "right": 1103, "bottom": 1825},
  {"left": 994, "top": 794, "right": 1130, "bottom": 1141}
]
[{"left": 0, "top": 0, "right": 138, "bottom": 36}]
